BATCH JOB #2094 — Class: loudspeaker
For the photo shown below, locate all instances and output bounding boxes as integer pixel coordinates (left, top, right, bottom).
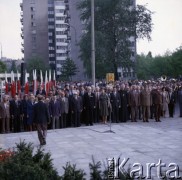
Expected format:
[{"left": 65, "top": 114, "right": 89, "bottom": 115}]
[{"left": 20, "top": 62, "right": 26, "bottom": 86}]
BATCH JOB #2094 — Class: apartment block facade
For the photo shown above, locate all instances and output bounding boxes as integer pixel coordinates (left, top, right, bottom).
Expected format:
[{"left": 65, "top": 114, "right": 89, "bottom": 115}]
[{"left": 20, "top": 0, "right": 84, "bottom": 80}]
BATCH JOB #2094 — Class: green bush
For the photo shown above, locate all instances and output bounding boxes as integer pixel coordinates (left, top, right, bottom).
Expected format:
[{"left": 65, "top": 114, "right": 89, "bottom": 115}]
[{"left": 0, "top": 141, "right": 134, "bottom": 180}]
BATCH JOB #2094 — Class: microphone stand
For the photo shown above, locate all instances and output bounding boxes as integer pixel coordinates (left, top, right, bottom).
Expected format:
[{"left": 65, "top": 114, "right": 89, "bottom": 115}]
[{"left": 103, "top": 106, "right": 115, "bottom": 133}]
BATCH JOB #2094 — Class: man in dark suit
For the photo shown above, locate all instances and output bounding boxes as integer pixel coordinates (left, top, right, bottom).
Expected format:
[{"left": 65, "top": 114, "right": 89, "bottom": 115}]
[
  {"left": 10, "top": 95, "right": 22, "bottom": 132},
  {"left": 83, "top": 86, "right": 96, "bottom": 126},
  {"left": 168, "top": 87, "right": 176, "bottom": 118},
  {"left": 119, "top": 84, "right": 128, "bottom": 122},
  {"left": 49, "top": 95, "right": 61, "bottom": 129},
  {"left": 36, "top": 86, "right": 46, "bottom": 96},
  {"left": 33, "top": 95, "right": 49, "bottom": 145},
  {"left": 110, "top": 87, "right": 121, "bottom": 123},
  {"left": 70, "top": 91, "right": 83, "bottom": 127}
]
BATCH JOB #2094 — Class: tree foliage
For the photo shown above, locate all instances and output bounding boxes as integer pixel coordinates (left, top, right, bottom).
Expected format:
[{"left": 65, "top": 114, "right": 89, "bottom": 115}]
[
  {"left": 61, "top": 58, "right": 78, "bottom": 81},
  {"left": 77, "top": 0, "right": 153, "bottom": 79},
  {"left": 136, "top": 47, "right": 182, "bottom": 80},
  {"left": 27, "top": 56, "right": 49, "bottom": 81},
  {"left": 0, "top": 61, "right": 7, "bottom": 73}
]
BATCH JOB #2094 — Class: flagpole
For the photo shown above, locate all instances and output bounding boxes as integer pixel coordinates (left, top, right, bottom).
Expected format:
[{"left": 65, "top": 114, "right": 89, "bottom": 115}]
[{"left": 91, "top": 0, "right": 95, "bottom": 87}]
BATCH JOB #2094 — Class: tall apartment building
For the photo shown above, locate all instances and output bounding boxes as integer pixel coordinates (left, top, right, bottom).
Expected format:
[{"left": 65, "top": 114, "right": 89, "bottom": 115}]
[{"left": 20, "top": 0, "right": 84, "bottom": 80}]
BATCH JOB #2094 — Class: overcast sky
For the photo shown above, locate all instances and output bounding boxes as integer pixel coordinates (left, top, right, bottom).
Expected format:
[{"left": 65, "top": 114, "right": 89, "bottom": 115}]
[{"left": 0, "top": 0, "right": 182, "bottom": 59}]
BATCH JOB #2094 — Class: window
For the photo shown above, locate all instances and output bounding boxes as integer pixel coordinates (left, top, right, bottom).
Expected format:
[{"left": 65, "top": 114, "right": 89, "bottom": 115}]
[
  {"left": 48, "top": 18, "right": 54, "bottom": 22},
  {"left": 31, "top": 7, "right": 35, "bottom": 11},
  {"left": 56, "top": 24, "right": 67, "bottom": 28},
  {"left": 48, "top": 25, "right": 54, "bottom": 29},
  {"left": 48, "top": 11, "right": 54, "bottom": 15},
  {"left": 31, "top": 14, "right": 35, "bottom": 19},
  {"left": 56, "top": 38, "right": 65, "bottom": 42},
  {"left": 49, "top": 54, "right": 55, "bottom": 57},
  {"left": 57, "top": 60, "right": 66, "bottom": 65},
  {"left": 49, "top": 47, "right": 55, "bottom": 50},
  {"left": 55, "top": 17, "right": 65, "bottom": 21},
  {"left": 56, "top": 31, "right": 65, "bottom": 35},
  {"left": 48, "top": 7, "right": 54, "bottom": 11},
  {"left": 31, "top": 22, "right": 36, "bottom": 27},
  {"left": 56, "top": 46, "right": 67, "bottom": 50},
  {"left": 55, "top": 9, "right": 64, "bottom": 13},
  {"left": 56, "top": 53, "right": 67, "bottom": 57},
  {"left": 49, "top": 39, "right": 53, "bottom": 43}
]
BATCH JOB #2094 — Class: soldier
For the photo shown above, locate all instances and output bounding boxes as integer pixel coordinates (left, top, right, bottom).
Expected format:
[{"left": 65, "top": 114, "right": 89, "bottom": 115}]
[
  {"left": 140, "top": 85, "right": 152, "bottom": 122},
  {"left": 128, "top": 85, "right": 140, "bottom": 122}
]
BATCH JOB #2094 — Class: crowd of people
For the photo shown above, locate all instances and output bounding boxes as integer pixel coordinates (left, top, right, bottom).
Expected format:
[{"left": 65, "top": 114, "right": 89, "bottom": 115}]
[{"left": 0, "top": 80, "right": 182, "bottom": 135}]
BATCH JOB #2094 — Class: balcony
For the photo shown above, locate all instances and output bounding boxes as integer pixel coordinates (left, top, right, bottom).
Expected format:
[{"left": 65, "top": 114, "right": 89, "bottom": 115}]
[
  {"left": 21, "top": 48, "right": 24, "bottom": 53},
  {"left": 20, "top": 3, "right": 23, "bottom": 10},
  {"left": 21, "top": 33, "right": 24, "bottom": 39},
  {"left": 67, "top": 35, "right": 71, "bottom": 41},
  {"left": 20, "top": 18, "right": 23, "bottom": 25},
  {"left": 21, "top": 27, "right": 23, "bottom": 32},
  {"left": 21, "top": 42, "right": 24, "bottom": 47},
  {"left": 65, "top": 4, "right": 69, "bottom": 11},
  {"left": 20, "top": 12, "right": 23, "bottom": 17}
]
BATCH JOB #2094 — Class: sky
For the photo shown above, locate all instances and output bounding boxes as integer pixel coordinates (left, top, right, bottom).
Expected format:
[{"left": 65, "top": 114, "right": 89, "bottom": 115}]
[{"left": 0, "top": 0, "right": 182, "bottom": 59}]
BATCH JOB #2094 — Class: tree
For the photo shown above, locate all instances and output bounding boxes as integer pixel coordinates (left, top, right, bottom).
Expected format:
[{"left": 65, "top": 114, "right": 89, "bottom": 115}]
[
  {"left": 0, "top": 61, "right": 7, "bottom": 73},
  {"left": 10, "top": 61, "right": 17, "bottom": 72},
  {"left": 136, "top": 46, "right": 182, "bottom": 79},
  {"left": 77, "top": 0, "right": 153, "bottom": 79},
  {"left": 61, "top": 58, "right": 78, "bottom": 81},
  {"left": 27, "top": 56, "right": 48, "bottom": 80}
]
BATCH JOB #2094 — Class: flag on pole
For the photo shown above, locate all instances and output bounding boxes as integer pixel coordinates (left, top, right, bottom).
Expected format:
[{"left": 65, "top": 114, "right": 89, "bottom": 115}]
[
  {"left": 5, "top": 71, "right": 8, "bottom": 94},
  {"left": 49, "top": 69, "right": 52, "bottom": 91},
  {"left": 40, "top": 70, "right": 43, "bottom": 88},
  {"left": 33, "top": 69, "right": 37, "bottom": 95},
  {"left": 25, "top": 71, "right": 29, "bottom": 94},
  {"left": 11, "top": 71, "right": 16, "bottom": 98},
  {"left": 45, "top": 71, "right": 48, "bottom": 96},
  {"left": 53, "top": 70, "right": 56, "bottom": 87},
  {"left": 16, "top": 70, "right": 21, "bottom": 94}
]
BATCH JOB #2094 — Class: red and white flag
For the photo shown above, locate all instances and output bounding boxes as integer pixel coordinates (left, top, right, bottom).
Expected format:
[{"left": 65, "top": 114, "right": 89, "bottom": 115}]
[
  {"left": 45, "top": 70, "right": 48, "bottom": 96},
  {"left": 53, "top": 70, "right": 56, "bottom": 87},
  {"left": 33, "top": 69, "right": 37, "bottom": 96},
  {"left": 5, "top": 71, "right": 9, "bottom": 94},
  {"left": 24, "top": 71, "right": 29, "bottom": 94},
  {"left": 11, "top": 71, "right": 16, "bottom": 98}
]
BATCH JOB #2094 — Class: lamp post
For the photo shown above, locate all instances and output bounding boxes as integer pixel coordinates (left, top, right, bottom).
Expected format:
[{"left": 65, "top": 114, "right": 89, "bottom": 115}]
[{"left": 91, "top": 0, "right": 95, "bottom": 86}]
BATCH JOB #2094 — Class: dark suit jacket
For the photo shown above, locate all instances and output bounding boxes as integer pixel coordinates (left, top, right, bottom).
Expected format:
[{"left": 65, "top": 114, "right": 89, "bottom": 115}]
[
  {"left": 36, "top": 89, "right": 46, "bottom": 96},
  {"left": 83, "top": 92, "right": 96, "bottom": 110},
  {"left": 10, "top": 100, "right": 22, "bottom": 117},
  {"left": 49, "top": 100, "right": 61, "bottom": 117},
  {"left": 33, "top": 101, "right": 49, "bottom": 124},
  {"left": 110, "top": 92, "right": 121, "bottom": 108},
  {"left": 70, "top": 96, "right": 83, "bottom": 113}
]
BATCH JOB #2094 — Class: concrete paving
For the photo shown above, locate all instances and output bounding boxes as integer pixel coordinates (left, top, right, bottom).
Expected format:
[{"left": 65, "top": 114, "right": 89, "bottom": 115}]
[{"left": 1, "top": 117, "right": 182, "bottom": 179}]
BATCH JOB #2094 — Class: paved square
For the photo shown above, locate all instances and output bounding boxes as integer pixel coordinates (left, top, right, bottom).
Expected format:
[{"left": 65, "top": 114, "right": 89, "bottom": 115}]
[{"left": 1, "top": 117, "right": 182, "bottom": 179}]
